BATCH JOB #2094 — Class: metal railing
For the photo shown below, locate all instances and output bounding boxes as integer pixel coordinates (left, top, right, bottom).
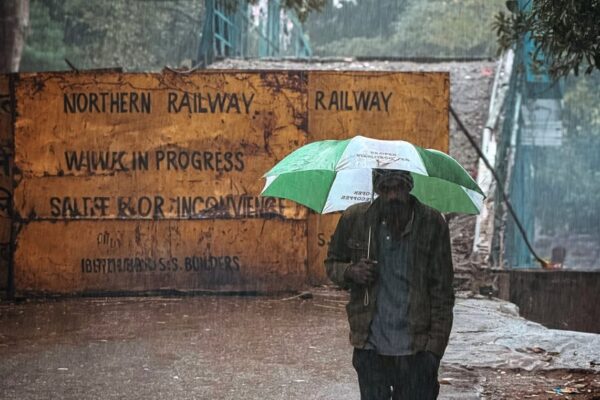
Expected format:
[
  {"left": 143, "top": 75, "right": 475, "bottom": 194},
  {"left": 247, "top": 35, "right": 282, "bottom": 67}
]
[{"left": 197, "top": 0, "right": 312, "bottom": 66}]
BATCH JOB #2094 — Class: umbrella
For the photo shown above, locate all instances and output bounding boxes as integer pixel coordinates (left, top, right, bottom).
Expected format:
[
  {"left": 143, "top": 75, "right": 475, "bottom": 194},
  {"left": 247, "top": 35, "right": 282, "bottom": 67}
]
[{"left": 261, "top": 135, "right": 484, "bottom": 215}]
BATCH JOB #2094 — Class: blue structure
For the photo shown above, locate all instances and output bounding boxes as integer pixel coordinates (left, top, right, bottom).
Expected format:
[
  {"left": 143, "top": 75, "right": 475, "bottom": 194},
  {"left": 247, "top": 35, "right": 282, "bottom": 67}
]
[
  {"left": 501, "top": 0, "right": 565, "bottom": 268},
  {"left": 197, "top": 0, "right": 312, "bottom": 66}
]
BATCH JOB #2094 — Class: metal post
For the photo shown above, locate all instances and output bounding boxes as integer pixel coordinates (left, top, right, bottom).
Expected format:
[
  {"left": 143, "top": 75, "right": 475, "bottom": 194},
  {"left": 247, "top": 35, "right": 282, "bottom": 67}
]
[{"left": 197, "top": 0, "right": 216, "bottom": 66}]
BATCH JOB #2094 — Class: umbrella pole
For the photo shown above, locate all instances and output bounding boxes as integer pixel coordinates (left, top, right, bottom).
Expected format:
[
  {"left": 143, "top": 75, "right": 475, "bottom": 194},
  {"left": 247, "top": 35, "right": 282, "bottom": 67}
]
[
  {"left": 364, "top": 225, "right": 372, "bottom": 306},
  {"left": 367, "top": 226, "right": 372, "bottom": 259},
  {"left": 367, "top": 184, "right": 375, "bottom": 259},
  {"left": 364, "top": 186, "right": 375, "bottom": 306}
]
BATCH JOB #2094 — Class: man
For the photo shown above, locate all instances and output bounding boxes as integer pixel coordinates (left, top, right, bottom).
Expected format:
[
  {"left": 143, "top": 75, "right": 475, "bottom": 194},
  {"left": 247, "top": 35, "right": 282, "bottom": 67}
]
[{"left": 325, "top": 169, "right": 454, "bottom": 400}]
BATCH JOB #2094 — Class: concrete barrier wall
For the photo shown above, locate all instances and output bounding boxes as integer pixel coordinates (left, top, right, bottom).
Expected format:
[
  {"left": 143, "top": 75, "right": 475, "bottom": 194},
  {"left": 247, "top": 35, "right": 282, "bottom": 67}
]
[{"left": 495, "top": 269, "right": 600, "bottom": 334}]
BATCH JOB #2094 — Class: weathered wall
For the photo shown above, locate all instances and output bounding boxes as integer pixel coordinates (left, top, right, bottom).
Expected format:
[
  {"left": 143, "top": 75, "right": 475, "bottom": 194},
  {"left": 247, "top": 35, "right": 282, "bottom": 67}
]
[
  {"left": 13, "top": 71, "right": 308, "bottom": 294},
  {"left": 10, "top": 70, "right": 448, "bottom": 295},
  {"left": 0, "top": 75, "right": 13, "bottom": 292},
  {"left": 495, "top": 270, "right": 600, "bottom": 334}
]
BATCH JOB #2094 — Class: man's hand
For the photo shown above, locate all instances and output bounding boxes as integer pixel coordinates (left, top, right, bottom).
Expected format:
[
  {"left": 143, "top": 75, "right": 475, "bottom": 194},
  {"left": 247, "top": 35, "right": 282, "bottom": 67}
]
[{"left": 344, "top": 258, "right": 378, "bottom": 285}]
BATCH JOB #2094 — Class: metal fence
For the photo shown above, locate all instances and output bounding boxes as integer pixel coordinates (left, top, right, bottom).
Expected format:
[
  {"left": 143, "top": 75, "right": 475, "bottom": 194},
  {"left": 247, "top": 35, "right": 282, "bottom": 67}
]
[{"left": 495, "top": 45, "right": 600, "bottom": 270}]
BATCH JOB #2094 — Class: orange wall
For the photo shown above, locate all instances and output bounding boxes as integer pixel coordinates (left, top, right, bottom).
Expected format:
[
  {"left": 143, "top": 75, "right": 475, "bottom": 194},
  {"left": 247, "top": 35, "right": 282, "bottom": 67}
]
[{"left": 10, "top": 71, "right": 448, "bottom": 294}]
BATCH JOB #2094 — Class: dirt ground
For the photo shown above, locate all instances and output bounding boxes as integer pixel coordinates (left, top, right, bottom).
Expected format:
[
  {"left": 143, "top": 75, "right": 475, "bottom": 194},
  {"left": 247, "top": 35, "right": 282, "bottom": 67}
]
[
  {"left": 1, "top": 288, "right": 598, "bottom": 400},
  {"left": 478, "top": 369, "right": 600, "bottom": 399}
]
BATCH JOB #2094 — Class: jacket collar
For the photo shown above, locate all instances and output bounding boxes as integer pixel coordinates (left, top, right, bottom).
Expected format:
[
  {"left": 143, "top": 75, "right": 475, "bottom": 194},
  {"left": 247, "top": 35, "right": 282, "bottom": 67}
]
[
  {"left": 363, "top": 195, "right": 421, "bottom": 259},
  {"left": 366, "top": 195, "right": 422, "bottom": 230}
]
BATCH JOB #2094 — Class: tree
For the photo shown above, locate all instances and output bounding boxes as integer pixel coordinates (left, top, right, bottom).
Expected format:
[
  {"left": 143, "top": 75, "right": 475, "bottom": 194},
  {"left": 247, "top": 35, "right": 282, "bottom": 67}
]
[
  {"left": 0, "top": 0, "right": 29, "bottom": 73},
  {"left": 306, "top": 0, "right": 408, "bottom": 44},
  {"left": 494, "top": 0, "right": 600, "bottom": 77},
  {"left": 21, "top": 0, "right": 209, "bottom": 72},
  {"left": 20, "top": 0, "right": 325, "bottom": 72},
  {"left": 308, "top": 0, "right": 504, "bottom": 58},
  {"left": 280, "top": 0, "right": 326, "bottom": 22},
  {"left": 563, "top": 72, "right": 600, "bottom": 135}
]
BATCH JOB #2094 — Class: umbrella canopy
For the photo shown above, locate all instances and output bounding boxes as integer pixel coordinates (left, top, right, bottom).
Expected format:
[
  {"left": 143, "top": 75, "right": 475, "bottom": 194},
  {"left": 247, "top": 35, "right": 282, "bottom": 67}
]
[{"left": 261, "top": 136, "right": 484, "bottom": 214}]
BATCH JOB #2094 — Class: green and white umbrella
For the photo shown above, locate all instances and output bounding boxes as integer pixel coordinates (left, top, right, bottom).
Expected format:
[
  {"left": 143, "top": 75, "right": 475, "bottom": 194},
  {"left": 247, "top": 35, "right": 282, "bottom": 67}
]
[{"left": 261, "top": 135, "right": 484, "bottom": 214}]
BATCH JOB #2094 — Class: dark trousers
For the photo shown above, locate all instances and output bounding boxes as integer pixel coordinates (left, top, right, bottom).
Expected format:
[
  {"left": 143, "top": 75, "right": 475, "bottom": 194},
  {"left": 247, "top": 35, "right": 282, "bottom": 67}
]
[{"left": 352, "top": 348, "right": 440, "bottom": 400}]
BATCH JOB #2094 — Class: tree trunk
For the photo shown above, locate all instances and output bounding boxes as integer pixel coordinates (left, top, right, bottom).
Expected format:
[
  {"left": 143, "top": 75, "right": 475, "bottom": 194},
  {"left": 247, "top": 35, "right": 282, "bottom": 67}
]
[{"left": 0, "top": 0, "right": 30, "bottom": 73}]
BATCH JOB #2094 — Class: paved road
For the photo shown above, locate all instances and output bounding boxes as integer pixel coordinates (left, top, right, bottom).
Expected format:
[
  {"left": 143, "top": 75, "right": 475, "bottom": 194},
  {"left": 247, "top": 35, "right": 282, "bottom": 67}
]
[
  {"left": 0, "top": 289, "right": 484, "bottom": 399},
  {"left": 3, "top": 289, "right": 599, "bottom": 399}
]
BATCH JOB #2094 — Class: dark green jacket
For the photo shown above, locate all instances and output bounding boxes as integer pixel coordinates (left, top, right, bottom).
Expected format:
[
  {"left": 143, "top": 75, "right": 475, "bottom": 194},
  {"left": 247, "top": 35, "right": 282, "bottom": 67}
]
[{"left": 325, "top": 196, "right": 454, "bottom": 358}]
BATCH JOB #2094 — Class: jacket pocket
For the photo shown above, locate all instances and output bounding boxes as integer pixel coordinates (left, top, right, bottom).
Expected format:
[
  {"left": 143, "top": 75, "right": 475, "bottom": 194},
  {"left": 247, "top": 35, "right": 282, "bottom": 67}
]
[
  {"left": 346, "top": 295, "right": 369, "bottom": 337},
  {"left": 346, "top": 238, "right": 367, "bottom": 263}
]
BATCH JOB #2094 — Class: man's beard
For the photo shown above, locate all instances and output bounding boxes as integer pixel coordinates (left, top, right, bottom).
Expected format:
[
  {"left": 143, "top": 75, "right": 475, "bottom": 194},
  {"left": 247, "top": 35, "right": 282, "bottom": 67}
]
[{"left": 379, "top": 199, "right": 411, "bottom": 239}]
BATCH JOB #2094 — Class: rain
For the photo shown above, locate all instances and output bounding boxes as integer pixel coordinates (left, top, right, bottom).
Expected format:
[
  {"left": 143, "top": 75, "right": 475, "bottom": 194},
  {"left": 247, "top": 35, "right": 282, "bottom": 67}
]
[{"left": 0, "top": 1, "right": 599, "bottom": 399}]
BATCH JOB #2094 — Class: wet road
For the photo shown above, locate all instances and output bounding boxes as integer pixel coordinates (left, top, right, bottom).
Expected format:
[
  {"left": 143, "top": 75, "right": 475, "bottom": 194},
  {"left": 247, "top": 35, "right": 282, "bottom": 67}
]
[{"left": 0, "top": 289, "right": 483, "bottom": 399}]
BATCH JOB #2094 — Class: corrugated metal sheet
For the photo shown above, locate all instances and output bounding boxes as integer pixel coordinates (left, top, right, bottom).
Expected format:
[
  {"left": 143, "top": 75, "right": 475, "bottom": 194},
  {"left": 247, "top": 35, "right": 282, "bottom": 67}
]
[
  {"left": 11, "top": 70, "right": 448, "bottom": 294},
  {"left": 13, "top": 71, "right": 308, "bottom": 293}
]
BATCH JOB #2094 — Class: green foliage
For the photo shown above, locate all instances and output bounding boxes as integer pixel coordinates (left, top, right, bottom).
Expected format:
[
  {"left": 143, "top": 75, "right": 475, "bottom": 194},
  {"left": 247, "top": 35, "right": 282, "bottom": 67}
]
[
  {"left": 306, "top": 0, "right": 408, "bottom": 43},
  {"left": 223, "top": 0, "right": 324, "bottom": 21},
  {"left": 562, "top": 73, "right": 600, "bottom": 136},
  {"left": 533, "top": 137, "right": 600, "bottom": 235},
  {"left": 21, "top": 0, "right": 324, "bottom": 72},
  {"left": 308, "top": 0, "right": 505, "bottom": 58},
  {"left": 495, "top": 0, "right": 600, "bottom": 77},
  {"left": 22, "top": 0, "right": 204, "bottom": 72},
  {"left": 391, "top": 0, "right": 505, "bottom": 57},
  {"left": 21, "top": 1, "right": 67, "bottom": 71},
  {"left": 280, "top": 0, "right": 326, "bottom": 22}
]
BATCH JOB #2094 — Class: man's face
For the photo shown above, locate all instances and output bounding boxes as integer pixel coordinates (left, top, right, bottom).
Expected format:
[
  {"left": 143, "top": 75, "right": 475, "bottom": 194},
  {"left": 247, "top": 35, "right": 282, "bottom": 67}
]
[{"left": 375, "top": 178, "right": 411, "bottom": 206}]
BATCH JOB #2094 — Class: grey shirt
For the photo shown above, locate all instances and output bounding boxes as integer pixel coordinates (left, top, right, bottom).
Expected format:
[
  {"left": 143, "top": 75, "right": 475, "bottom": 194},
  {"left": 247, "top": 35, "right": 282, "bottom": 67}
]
[{"left": 366, "top": 211, "right": 415, "bottom": 356}]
